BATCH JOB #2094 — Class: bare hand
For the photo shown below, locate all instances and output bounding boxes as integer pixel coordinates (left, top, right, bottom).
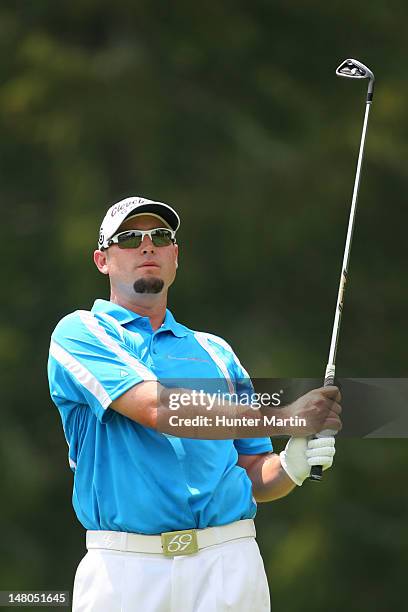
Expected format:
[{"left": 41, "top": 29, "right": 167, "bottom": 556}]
[{"left": 280, "top": 386, "right": 342, "bottom": 436}]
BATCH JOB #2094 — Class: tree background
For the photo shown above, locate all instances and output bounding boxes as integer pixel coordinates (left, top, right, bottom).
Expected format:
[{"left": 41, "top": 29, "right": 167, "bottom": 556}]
[{"left": 1, "top": 2, "right": 408, "bottom": 610}]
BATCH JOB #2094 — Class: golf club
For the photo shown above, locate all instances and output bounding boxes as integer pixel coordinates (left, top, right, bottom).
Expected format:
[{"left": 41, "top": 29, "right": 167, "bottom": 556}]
[{"left": 309, "top": 59, "right": 375, "bottom": 482}]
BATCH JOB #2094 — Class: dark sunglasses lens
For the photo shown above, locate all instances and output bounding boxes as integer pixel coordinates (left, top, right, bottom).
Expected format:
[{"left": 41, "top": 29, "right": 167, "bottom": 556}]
[
  {"left": 151, "top": 229, "right": 173, "bottom": 246},
  {"left": 117, "top": 233, "right": 142, "bottom": 249}
]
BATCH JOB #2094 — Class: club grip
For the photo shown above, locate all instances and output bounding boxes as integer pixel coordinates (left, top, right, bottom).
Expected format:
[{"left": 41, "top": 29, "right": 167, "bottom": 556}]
[
  {"left": 309, "top": 368, "right": 336, "bottom": 482},
  {"left": 309, "top": 465, "right": 323, "bottom": 481}
]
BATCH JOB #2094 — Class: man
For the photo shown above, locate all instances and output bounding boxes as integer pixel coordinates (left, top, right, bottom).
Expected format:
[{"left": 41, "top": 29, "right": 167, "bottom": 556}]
[{"left": 48, "top": 196, "right": 341, "bottom": 612}]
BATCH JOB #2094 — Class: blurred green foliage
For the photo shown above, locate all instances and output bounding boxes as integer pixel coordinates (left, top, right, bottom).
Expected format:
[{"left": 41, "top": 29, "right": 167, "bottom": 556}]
[{"left": 1, "top": 2, "right": 408, "bottom": 610}]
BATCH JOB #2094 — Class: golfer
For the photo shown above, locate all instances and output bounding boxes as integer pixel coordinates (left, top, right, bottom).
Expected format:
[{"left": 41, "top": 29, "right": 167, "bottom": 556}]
[{"left": 47, "top": 196, "right": 341, "bottom": 612}]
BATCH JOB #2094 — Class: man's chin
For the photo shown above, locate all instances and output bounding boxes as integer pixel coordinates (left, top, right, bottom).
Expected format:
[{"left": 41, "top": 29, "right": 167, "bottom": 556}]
[{"left": 133, "top": 277, "right": 164, "bottom": 294}]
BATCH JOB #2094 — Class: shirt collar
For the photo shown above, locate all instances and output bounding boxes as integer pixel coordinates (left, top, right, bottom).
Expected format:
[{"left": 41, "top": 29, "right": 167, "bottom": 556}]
[
  {"left": 91, "top": 299, "right": 187, "bottom": 337},
  {"left": 161, "top": 309, "right": 188, "bottom": 338}
]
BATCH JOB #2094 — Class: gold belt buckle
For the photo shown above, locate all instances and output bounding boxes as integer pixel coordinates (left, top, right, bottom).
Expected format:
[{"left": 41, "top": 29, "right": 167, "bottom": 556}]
[{"left": 161, "top": 528, "right": 199, "bottom": 556}]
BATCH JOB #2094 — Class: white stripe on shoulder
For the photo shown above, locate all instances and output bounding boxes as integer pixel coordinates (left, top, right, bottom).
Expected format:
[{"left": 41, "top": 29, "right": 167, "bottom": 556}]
[
  {"left": 194, "top": 332, "right": 235, "bottom": 394},
  {"left": 201, "top": 332, "right": 250, "bottom": 379},
  {"left": 97, "top": 313, "right": 144, "bottom": 344},
  {"left": 97, "top": 313, "right": 125, "bottom": 340},
  {"left": 78, "top": 310, "right": 156, "bottom": 381},
  {"left": 50, "top": 340, "right": 112, "bottom": 409}
]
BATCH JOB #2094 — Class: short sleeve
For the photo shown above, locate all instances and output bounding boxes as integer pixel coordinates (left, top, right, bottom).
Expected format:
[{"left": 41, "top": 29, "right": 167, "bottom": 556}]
[
  {"left": 233, "top": 437, "right": 273, "bottom": 455},
  {"left": 48, "top": 310, "right": 156, "bottom": 423}
]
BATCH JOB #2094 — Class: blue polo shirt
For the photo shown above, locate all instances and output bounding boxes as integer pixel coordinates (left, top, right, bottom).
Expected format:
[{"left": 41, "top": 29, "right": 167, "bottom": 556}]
[{"left": 47, "top": 299, "right": 273, "bottom": 534}]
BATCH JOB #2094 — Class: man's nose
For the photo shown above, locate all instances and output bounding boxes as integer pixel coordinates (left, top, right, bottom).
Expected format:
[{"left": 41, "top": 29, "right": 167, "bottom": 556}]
[{"left": 140, "top": 236, "right": 155, "bottom": 254}]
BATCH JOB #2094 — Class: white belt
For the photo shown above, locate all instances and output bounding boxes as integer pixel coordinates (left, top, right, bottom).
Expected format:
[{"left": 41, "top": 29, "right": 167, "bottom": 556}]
[{"left": 86, "top": 519, "right": 256, "bottom": 555}]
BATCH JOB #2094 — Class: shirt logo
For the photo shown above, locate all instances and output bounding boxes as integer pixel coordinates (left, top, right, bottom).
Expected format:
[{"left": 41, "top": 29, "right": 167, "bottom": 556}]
[
  {"left": 166, "top": 355, "right": 210, "bottom": 363},
  {"left": 120, "top": 370, "right": 129, "bottom": 378}
]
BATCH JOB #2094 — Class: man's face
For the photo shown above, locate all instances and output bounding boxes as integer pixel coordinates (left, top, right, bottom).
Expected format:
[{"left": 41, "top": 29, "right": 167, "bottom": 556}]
[{"left": 94, "top": 214, "right": 178, "bottom": 298}]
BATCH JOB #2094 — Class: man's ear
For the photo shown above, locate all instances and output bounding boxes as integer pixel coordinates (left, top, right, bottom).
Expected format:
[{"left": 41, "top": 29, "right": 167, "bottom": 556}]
[
  {"left": 174, "top": 243, "right": 179, "bottom": 268},
  {"left": 93, "top": 250, "right": 109, "bottom": 275}
]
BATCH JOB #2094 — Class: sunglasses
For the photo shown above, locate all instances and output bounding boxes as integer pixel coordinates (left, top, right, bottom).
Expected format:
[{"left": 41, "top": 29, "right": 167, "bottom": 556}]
[{"left": 105, "top": 228, "right": 176, "bottom": 250}]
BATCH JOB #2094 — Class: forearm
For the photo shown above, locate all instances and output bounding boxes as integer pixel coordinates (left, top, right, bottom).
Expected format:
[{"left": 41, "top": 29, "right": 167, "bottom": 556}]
[
  {"left": 111, "top": 381, "right": 341, "bottom": 439},
  {"left": 113, "top": 381, "right": 296, "bottom": 438},
  {"left": 243, "top": 454, "right": 297, "bottom": 502},
  {"left": 159, "top": 386, "right": 292, "bottom": 438}
]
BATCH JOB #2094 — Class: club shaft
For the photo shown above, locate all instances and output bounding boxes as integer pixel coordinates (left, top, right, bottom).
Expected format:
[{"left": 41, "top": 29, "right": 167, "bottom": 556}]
[
  {"left": 327, "top": 99, "right": 372, "bottom": 371},
  {"left": 309, "top": 97, "right": 373, "bottom": 482}
]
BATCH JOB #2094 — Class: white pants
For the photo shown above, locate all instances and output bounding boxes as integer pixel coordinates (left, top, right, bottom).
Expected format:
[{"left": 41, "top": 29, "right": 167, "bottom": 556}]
[{"left": 72, "top": 537, "right": 270, "bottom": 611}]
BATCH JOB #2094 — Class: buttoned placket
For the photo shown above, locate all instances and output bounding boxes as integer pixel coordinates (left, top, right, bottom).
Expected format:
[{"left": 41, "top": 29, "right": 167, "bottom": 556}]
[{"left": 150, "top": 326, "right": 168, "bottom": 356}]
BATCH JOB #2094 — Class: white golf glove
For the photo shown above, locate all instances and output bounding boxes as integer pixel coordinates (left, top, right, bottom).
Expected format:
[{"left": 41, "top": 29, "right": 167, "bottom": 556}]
[{"left": 279, "top": 436, "right": 336, "bottom": 486}]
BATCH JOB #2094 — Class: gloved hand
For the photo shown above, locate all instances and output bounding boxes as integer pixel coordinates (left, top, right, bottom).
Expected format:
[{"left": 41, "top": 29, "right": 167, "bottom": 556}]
[{"left": 279, "top": 436, "right": 336, "bottom": 486}]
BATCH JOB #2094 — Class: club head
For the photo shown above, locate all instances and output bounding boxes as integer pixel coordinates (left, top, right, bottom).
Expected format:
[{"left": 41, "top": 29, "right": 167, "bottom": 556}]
[
  {"left": 336, "top": 59, "right": 374, "bottom": 81},
  {"left": 336, "top": 58, "right": 375, "bottom": 100}
]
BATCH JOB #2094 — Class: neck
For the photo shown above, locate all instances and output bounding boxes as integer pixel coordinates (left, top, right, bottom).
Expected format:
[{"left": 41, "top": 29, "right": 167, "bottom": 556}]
[{"left": 110, "top": 291, "right": 168, "bottom": 331}]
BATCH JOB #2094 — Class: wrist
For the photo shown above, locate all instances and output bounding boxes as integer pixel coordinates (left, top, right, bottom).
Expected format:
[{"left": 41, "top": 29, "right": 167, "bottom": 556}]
[
  {"left": 260, "top": 406, "right": 290, "bottom": 436},
  {"left": 279, "top": 448, "right": 305, "bottom": 486}
]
